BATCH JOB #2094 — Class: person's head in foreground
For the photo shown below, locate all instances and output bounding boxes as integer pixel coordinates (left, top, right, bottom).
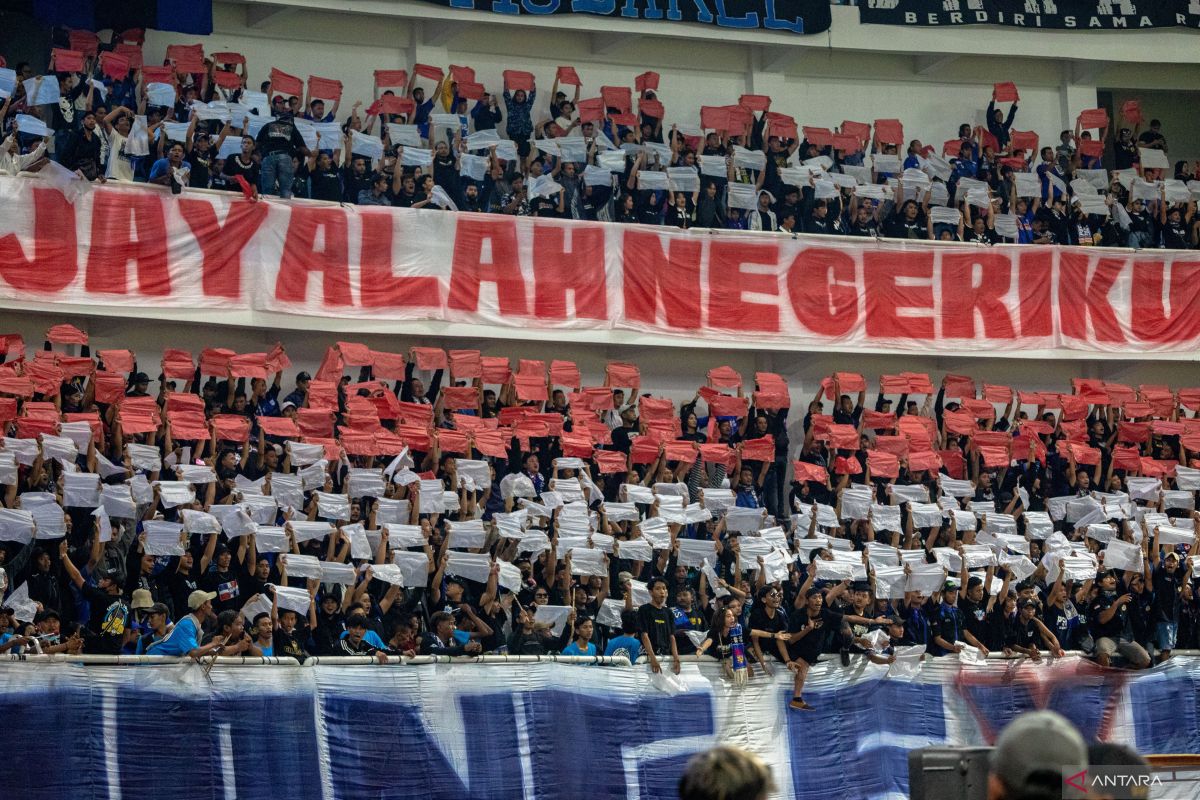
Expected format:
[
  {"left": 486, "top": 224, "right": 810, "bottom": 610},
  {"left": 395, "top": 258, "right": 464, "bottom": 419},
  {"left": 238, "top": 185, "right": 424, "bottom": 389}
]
[
  {"left": 679, "top": 745, "right": 773, "bottom": 800},
  {"left": 988, "top": 710, "right": 1086, "bottom": 800}
]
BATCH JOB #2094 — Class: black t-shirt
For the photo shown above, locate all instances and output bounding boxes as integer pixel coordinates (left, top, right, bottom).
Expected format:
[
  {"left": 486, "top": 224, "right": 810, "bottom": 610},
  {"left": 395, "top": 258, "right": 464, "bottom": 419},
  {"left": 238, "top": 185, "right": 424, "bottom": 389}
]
[
  {"left": 1089, "top": 592, "right": 1127, "bottom": 640},
  {"left": 788, "top": 607, "right": 842, "bottom": 665},
  {"left": 256, "top": 119, "right": 306, "bottom": 157},
  {"left": 1153, "top": 567, "right": 1183, "bottom": 622},
  {"left": 638, "top": 603, "right": 675, "bottom": 655},
  {"left": 959, "top": 593, "right": 990, "bottom": 642},
  {"left": 201, "top": 569, "right": 241, "bottom": 614},
  {"left": 224, "top": 155, "right": 259, "bottom": 187},
  {"left": 1163, "top": 220, "right": 1189, "bottom": 250},
  {"left": 188, "top": 148, "right": 213, "bottom": 188},
  {"left": 310, "top": 168, "right": 342, "bottom": 202},
  {"left": 748, "top": 604, "right": 788, "bottom": 658},
  {"left": 274, "top": 625, "right": 308, "bottom": 662},
  {"left": 1012, "top": 616, "right": 1040, "bottom": 650},
  {"left": 82, "top": 586, "right": 130, "bottom": 655},
  {"left": 166, "top": 568, "right": 198, "bottom": 621}
]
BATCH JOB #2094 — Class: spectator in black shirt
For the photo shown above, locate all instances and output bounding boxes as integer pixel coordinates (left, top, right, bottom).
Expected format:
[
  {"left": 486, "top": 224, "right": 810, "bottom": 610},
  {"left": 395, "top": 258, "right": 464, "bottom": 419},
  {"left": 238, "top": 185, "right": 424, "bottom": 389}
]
[
  {"left": 1089, "top": 571, "right": 1151, "bottom": 668},
  {"left": 59, "top": 540, "right": 130, "bottom": 655},
  {"left": 256, "top": 112, "right": 309, "bottom": 199},
  {"left": 638, "top": 577, "right": 679, "bottom": 674}
]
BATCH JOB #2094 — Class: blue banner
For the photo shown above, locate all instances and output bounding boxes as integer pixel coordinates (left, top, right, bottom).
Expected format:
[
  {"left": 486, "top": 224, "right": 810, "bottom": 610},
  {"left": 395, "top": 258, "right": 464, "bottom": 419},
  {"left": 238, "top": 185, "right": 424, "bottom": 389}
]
[
  {"left": 0, "top": 656, "right": 1195, "bottom": 799},
  {"left": 420, "top": 0, "right": 831, "bottom": 34}
]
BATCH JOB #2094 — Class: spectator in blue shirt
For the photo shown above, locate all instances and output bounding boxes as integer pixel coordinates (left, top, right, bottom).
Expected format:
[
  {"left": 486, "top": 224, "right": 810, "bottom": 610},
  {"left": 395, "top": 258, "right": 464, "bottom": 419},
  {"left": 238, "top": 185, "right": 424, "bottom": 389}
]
[
  {"left": 604, "top": 610, "right": 643, "bottom": 663},
  {"left": 147, "top": 590, "right": 224, "bottom": 658},
  {"left": 562, "top": 617, "right": 597, "bottom": 658}
]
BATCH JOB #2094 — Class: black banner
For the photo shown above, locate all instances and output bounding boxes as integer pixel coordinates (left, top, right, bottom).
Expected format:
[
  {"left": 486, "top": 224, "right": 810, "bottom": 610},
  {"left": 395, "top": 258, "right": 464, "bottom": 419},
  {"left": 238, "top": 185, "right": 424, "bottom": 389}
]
[
  {"left": 421, "top": 0, "right": 830, "bottom": 34},
  {"left": 859, "top": 1, "right": 1200, "bottom": 31}
]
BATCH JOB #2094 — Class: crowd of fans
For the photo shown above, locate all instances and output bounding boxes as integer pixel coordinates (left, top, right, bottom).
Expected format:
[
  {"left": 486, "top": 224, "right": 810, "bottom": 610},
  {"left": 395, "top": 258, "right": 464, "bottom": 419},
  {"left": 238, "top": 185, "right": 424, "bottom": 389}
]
[
  {"left": 1, "top": 324, "right": 1198, "bottom": 709},
  {"left": 2, "top": 31, "right": 1199, "bottom": 248}
]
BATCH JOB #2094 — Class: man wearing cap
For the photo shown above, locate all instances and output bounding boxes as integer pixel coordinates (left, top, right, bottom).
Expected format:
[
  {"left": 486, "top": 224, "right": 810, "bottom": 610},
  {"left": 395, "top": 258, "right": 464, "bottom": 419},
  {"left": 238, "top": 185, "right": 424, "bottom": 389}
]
[
  {"left": 784, "top": 585, "right": 890, "bottom": 710},
  {"left": 1089, "top": 571, "right": 1151, "bottom": 668},
  {"left": 60, "top": 539, "right": 131, "bottom": 655},
  {"left": 134, "top": 603, "right": 172, "bottom": 654},
  {"left": 1151, "top": 537, "right": 1190, "bottom": 664},
  {"left": 1009, "top": 598, "right": 1064, "bottom": 662},
  {"left": 147, "top": 590, "right": 224, "bottom": 659},
  {"left": 283, "top": 372, "right": 310, "bottom": 409},
  {"left": 931, "top": 579, "right": 967, "bottom": 656},
  {"left": 126, "top": 372, "right": 151, "bottom": 397},
  {"left": 987, "top": 710, "right": 1087, "bottom": 800}
]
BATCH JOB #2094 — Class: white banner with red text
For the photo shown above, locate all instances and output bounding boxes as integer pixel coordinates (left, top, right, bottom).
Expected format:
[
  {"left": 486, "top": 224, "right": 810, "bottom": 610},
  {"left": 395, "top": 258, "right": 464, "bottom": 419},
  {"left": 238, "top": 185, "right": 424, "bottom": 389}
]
[{"left": 2, "top": 175, "right": 1199, "bottom": 359}]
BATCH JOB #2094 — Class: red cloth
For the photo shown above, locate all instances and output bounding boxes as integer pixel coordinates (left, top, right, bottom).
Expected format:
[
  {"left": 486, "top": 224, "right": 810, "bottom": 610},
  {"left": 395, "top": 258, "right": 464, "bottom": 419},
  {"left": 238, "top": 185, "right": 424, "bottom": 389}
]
[
  {"left": 514, "top": 374, "right": 548, "bottom": 402},
  {"left": 47, "top": 324, "right": 87, "bottom": 344},
  {"left": 638, "top": 396, "right": 675, "bottom": 422},
  {"left": 199, "top": 347, "right": 235, "bottom": 377},
  {"left": 114, "top": 43, "right": 143, "bottom": 69},
  {"left": 256, "top": 416, "right": 299, "bottom": 438},
  {"left": 738, "top": 94, "right": 771, "bottom": 112},
  {"left": 993, "top": 82, "right": 1019, "bottom": 103},
  {"left": 841, "top": 120, "right": 871, "bottom": 144},
  {"left": 473, "top": 430, "right": 511, "bottom": 459},
  {"left": 212, "top": 414, "right": 250, "bottom": 442},
  {"left": 577, "top": 98, "right": 605, "bottom": 123},
  {"left": 548, "top": 360, "right": 580, "bottom": 388},
  {"left": 867, "top": 450, "right": 899, "bottom": 479},
  {"left": 708, "top": 394, "right": 748, "bottom": 418},
  {"left": 1110, "top": 445, "right": 1141, "bottom": 471},
  {"left": 1140, "top": 458, "right": 1177, "bottom": 478},
  {"left": 874, "top": 118, "right": 903, "bottom": 145},
  {"left": 902, "top": 372, "right": 934, "bottom": 394},
  {"left": 99, "top": 51, "right": 131, "bottom": 80},
  {"left": 443, "top": 386, "right": 480, "bottom": 410},
  {"left": 161, "top": 349, "right": 194, "bottom": 380},
  {"left": 476, "top": 357, "right": 510, "bottom": 385},
  {"left": 51, "top": 49, "right": 85, "bottom": 73},
  {"left": 213, "top": 71, "right": 241, "bottom": 90},
  {"left": 861, "top": 411, "right": 897, "bottom": 431},
  {"left": 97, "top": 349, "right": 134, "bottom": 373},
  {"left": 601, "top": 86, "right": 632, "bottom": 113},
  {"left": 907, "top": 451, "right": 942, "bottom": 473},
  {"left": 833, "top": 372, "right": 866, "bottom": 393},
  {"left": 93, "top": 372, "right": 125, "bottom": 404},
  {"left": 978, "top": 445, "right": 1010, "bottom": 469},
  {"left": 634, "top": 71, "right": 660, "bottom": 92},
  {"left": 833, "top": 455, "right": 862, "bottom": 475},
  {"left": 982, "top": 384, "right": 1012, "bottom": 404},
  {"left": 824, "top": 424, "right": 859, "bottom": 451},
  {"left": 1077, "top": 108, "right": 1109, "bottom": 130},
  {"left": 556, "top": 66, "right": 582, "bottom": 85},
  {"left": 606, "top": 362, "right": 640, "bottom": 389},
  {"left": 503, "top": 70, "right": 535, "bottom": 92},
  {"left": 943, "top": 374, "right": 975, "bottom": 399},
  {"left": 803, "top": 127, "right": 834, "bottom": 148},
  {"left": 457, "top": 81, "right": 485, "bottom": 100},
  {"left": 68, "top": 30, "right": 99, "bottom": 56},
  {"left": 167, "top": 410, "right": 208, "bottom": 440},
  {"left": 374, "top": 69, "right": 409, "bottom": 87},
  {"left": 832, "top": 133, "right": 861, "bottom": 153},
  {"left": 1121, "top": 99, "right": 1143, "bottom": 126},
  {"left": 873, "top": 435, "right": 909, "bottom": 457},
  {"left": 307, "top": 75, "right": 343, "bottom": 101},
  {"left": 228, "top": 353, "right": 266, "bottom": 379},
  {"left": 639, "top": 98, "right": 664, "bottom": 119},
  {"left": 664, "top": 440, "right": 698, "bottom": 464},
  {"left": 448, "top": 349, "right": 482, "bottom": 379},
  {"left": 409, "top": 347, "right": 446, "bottom": 371},
  {"left": 269, "top": 68, "right": 303, "bottom": 97},
  {"left": 792, "top": 460, "right": 828, "bottom": 484},
  {"left": 741, "top": 435, "right": 775, "bottom": 462},
  {"left": 1010, "top": 130, "right": 1038, "bottom": 154},
  {"left": 943, "top": 411, "right": 978, "bottom": 436},
  {"left": 960, "top": 398, "right": 996, "bottom": 420},
  {"left": 414, "top": 64, "right": 444, "bottom": 81},
  {"left": 699, "top": 444, "right": 734, "bottom": 468},
  {"left": 593, "top": 449, "right": 627, "bottom": 473},
  {"left": 448, "top": 64, "right": 475, "bottom": 84},
  {"left": 141, "top": 66, "right": 175, "bottom": 85}
]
